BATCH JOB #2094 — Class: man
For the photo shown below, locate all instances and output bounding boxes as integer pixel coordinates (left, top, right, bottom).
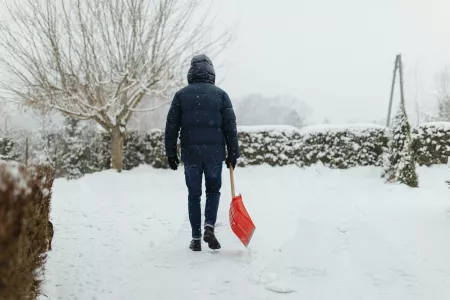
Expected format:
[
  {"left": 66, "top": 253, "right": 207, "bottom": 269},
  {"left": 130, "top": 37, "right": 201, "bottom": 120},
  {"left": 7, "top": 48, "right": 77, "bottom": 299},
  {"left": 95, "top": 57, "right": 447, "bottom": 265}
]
[{"left": 164, "top": 54, "right": 240, "bottom": 251}]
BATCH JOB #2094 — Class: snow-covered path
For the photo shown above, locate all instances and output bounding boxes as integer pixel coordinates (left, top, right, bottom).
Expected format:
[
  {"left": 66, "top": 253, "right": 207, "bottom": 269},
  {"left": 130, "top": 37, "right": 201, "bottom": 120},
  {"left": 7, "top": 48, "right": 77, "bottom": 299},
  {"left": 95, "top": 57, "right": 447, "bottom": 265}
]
[{"left": 41, "top": 165, "right": 450, "bottom": 300}]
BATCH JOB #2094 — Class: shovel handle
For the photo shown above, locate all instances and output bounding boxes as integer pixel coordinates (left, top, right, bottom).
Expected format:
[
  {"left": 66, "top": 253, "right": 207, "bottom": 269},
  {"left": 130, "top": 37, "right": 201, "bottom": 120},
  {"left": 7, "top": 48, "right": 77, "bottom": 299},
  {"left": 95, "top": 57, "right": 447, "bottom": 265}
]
[{"left": 229, "top": 164, "right": 236, "bottom": 199}]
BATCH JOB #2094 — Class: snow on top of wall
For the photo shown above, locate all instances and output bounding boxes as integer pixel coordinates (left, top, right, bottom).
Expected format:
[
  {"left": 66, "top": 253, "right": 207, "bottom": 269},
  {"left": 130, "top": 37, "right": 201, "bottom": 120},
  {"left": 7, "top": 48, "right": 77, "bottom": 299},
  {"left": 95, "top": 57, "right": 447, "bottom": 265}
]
[
  {"left": 299, "top": 123, "right": 388, "bottom": 134},
  {"left": 238, "top": 125, "right": 300, "bottom": 133},
  {"left": 416, "top": 122, "right": 450, "bottom": 130},
  {"left": 238, "top": 123, "right": 388, "bottom": 135}
]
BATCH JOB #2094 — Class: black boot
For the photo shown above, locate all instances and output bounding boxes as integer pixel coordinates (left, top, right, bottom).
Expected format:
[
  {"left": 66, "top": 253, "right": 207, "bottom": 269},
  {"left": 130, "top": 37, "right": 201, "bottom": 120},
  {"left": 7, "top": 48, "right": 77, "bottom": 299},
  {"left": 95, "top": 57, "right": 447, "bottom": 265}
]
[
  {"left": 189, "top": 239, "right": 201, "bottom": 251},
  {"left": 203, "top": 227, "right": 221, "bottom": 250}
]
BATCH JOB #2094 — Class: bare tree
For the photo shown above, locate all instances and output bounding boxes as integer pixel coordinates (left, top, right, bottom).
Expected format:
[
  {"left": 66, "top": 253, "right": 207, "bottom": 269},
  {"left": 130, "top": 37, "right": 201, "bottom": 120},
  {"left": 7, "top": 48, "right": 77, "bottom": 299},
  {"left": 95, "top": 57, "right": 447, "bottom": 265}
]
[
  {"left": 434, "top": 66, "right": 450, "bottom": 121},
  {"left": 413, "top": 61, "right": 422, "bottom": 124},
  {"left": 0, "top": 105, "right": 11, "bottom": 137},
  {"left": 0, "top": 0, "right": 231, "bottom": 171}
]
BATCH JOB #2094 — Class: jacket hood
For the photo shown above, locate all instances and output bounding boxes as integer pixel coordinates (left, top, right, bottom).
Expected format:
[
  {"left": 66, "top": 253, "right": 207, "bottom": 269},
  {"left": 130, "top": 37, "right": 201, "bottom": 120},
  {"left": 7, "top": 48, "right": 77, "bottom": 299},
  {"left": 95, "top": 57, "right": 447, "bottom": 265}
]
[{"left": 187, "top": 54, "right": 215, "bottom": 84}]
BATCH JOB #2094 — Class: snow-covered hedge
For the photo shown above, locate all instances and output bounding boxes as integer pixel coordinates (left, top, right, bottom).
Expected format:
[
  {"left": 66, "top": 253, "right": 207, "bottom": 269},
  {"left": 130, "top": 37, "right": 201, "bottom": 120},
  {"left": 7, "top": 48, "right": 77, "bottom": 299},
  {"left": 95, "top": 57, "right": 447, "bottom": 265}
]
[
  {"left": 26, "top": 130, "right": 171, "bottom": 178},
  {"left": 299, "top": 124, "right": 389, "bottom": 168},
  {"left": 124, "top": 130, "right": 169, "bottom": 169},
  {"left": 92, "top": 130, "right": 170, "bottom": 172},
  {"left": 237, "top": 126, "right": 300, "bottom": 166},
  {"left": 14, "top": 122, "right": 450, "bottom": 178},
  {"left": 100, "top": 124, "right": 389, "bottom": 170},
  {"left": 411, "top": 122, "right": 450, "bottom": 166},
  {"left": 12, "top": 124, "right": 393, "bottom": 177},
  {"left": 237, "top": 124, "right": 389, "bottom": 168},
  {"left": 0, "top": 137, "right": 20, "bottom": 161}
]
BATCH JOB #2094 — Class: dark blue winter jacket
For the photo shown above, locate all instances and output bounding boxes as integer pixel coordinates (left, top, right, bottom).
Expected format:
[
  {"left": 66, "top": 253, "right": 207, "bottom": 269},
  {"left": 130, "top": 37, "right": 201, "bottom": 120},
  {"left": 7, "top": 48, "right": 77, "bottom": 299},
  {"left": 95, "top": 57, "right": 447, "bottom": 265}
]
[{"left": 164, "top": 54, "right": 240, "bottom": 165}]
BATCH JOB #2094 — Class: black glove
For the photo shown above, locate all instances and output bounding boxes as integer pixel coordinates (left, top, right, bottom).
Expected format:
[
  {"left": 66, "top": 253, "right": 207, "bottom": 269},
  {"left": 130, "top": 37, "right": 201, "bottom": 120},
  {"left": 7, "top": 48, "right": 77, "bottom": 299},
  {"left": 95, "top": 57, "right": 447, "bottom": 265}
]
[
  {"left": 167, "top": 155, "right": 179, "bottom": 170},
  {"left": 225, "top": 157, "right": 237, "bottom": 169}
]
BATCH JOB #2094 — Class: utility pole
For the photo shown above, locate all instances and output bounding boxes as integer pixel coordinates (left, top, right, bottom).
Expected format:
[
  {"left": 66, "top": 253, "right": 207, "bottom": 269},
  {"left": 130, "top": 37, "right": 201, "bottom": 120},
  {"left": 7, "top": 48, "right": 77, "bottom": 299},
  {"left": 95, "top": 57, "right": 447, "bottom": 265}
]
[
  {"left": 386, "top": 55, "right": 400, "bottom": 127},
  {"left": 414, "top": 61, "right": 421, "bottom": 124},
  {"left": 398, "top": 54, "right": 406, "bottom": 108}
]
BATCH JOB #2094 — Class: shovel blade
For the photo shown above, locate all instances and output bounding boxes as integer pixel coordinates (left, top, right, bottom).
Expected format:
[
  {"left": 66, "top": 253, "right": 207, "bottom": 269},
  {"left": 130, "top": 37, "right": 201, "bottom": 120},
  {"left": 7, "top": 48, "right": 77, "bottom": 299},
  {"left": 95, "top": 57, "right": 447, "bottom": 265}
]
[{"left": 229, "top": 194, "right": 256, "bottom": 247}]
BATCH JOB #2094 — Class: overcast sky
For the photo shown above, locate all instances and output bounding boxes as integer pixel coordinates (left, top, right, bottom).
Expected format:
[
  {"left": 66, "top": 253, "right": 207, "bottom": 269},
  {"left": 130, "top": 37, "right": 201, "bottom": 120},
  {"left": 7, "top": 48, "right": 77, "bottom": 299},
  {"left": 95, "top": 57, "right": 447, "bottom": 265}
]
[
  {"left": 209, "top": 0, "right": 450, "bottom": 123},
  {"left": 3, "top": 0, "right": 450, "bottom": 128}
]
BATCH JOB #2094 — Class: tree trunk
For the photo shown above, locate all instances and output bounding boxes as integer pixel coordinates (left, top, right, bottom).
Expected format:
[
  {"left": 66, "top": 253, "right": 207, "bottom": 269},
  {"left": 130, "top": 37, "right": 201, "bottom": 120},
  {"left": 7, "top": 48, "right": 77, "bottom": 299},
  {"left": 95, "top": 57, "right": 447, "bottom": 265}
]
[
  {"left": 111, "top": 126, "right": 125, "bottom": 172},
  {"left": 25, "top": 137, "right": 29, "bottom": 166}
]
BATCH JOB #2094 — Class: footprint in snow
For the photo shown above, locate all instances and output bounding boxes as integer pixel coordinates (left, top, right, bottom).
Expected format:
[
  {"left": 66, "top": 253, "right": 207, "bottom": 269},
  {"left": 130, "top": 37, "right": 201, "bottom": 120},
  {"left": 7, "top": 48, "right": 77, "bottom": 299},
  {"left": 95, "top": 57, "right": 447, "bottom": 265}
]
[{"left": 265, "top": 281, "right": 296, "bottom": 294}]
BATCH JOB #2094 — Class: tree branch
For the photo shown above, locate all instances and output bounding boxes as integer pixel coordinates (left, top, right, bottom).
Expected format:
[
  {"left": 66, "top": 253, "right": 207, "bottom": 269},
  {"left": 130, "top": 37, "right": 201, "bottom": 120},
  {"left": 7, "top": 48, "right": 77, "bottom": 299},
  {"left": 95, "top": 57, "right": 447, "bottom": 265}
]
[{"left": 0, "top": 0, "right": 233, "bottom": 132}]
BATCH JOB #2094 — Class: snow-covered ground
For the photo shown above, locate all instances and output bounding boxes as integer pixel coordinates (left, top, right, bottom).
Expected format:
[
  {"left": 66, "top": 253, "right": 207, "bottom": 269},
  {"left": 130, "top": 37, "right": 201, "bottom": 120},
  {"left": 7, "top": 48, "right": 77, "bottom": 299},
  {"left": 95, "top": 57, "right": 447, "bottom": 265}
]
[{"left": 40, "top": 164, "right": 450, "bottom": 300}]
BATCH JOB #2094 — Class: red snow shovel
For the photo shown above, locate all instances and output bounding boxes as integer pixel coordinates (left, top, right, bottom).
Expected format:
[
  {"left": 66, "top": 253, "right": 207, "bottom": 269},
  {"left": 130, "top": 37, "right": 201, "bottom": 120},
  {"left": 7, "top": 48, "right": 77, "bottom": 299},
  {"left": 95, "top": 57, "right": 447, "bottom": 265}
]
[{"left": 229, "top": 166, "right": 256, "bottom": 247}]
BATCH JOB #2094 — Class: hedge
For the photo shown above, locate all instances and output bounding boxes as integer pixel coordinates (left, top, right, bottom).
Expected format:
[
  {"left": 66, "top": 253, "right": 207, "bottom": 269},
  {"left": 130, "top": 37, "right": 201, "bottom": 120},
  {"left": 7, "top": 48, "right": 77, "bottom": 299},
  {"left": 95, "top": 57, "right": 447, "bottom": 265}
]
[
  {"left": 0, "top": 137, "right": 20, "bottom": 161},
  {"left": 86, "top": 130, "right": 171, "bottom": 172},
  {"left": 237, "top": 126, "right": 301, "bottom": 167},
  {"left": 96, "top": 124, "right": 390, "bottom": 171},
  {"left": 411, "top": 122, "right": 450, "bottom": 166},
  {"left": 235, "top": 124, "right": 389, "bottom": 168},
  {"left": 5, "top": 122, "right": 450, "bottom": 178},
  {"left": 296, "top": 124, "right": 389, "bottom": 168},
  {"left": 0, "top": 161, "right": 54, "bottom": 300}
]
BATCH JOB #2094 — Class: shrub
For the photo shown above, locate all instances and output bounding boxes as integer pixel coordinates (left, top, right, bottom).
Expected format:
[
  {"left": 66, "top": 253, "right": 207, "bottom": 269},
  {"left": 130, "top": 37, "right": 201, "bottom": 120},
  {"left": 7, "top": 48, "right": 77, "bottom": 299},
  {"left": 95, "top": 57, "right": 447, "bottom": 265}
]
[
  {"left": 146, "top": 129, "right": 173, "bottom": 169},
  {"left": 298, "top": 124, "right": 389, "bottom": 168},
  {"left": 0, "top": 137, "right": 20, "bottom": 161},
  {"left": 411, "top": 122, "right": 450, "bottom": 166},
  {"left": 237, "top": 126, "right": 300, "bottom": 167},
  {"left": 9, "top": 124, "right": 393, "bottom": 177},
  {"left": 0, "top": 162, "right": 37, "bottom": 300},
  {"left": 123, "top": 130, "right": 170, "bottom": 169},
  {"left": 235, "top": 124, "right": 389, "bottom": 168},
  {"left": 383, "top": 102, "right": 418, "bottom": 187},
  {"left": 0, "top": 161, "right": 55, "bottom": 300},
  {"left": 13, "top": 121, "right": 450, "bottom": 178}
]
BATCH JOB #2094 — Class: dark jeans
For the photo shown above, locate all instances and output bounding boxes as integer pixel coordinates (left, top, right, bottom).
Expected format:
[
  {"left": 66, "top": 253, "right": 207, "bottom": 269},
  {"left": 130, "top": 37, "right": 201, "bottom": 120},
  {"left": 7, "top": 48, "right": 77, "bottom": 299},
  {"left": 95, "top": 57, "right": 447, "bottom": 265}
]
[{"left": 184, "top": 162, "right": 222, "bottom": 239}]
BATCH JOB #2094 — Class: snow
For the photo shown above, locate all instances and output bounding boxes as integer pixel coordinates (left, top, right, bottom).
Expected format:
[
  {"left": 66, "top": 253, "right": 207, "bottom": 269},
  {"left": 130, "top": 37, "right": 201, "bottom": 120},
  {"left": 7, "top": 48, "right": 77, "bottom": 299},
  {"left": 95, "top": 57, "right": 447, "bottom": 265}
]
[
  {"left": 40, "top": 164, "right": 450, "bottom": 299},
  {"left": 237, "top": 123, "right": 388, "bottom": 135},
  {"left": 416, "top": 122, "right": 450, "bottom": 130},
  {"left": 265, "top": 280, "right": 297, "bottom": 293},
  {"left": 0, "top": 160, "right": 32, "bottom": 197},
  {"left": 299, "top": 123, "right": 388, "bottom": 135},
  {"left": 238, "top": 125, "right": 300, "bottom": 133}
]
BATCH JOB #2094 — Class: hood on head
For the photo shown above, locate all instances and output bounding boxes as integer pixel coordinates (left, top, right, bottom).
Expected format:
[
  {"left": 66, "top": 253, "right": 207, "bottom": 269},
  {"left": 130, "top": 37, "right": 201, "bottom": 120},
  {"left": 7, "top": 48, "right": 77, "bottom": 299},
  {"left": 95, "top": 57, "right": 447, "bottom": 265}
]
[{"left": 187, "top": 54, "right": 215, "bottom": 84}]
